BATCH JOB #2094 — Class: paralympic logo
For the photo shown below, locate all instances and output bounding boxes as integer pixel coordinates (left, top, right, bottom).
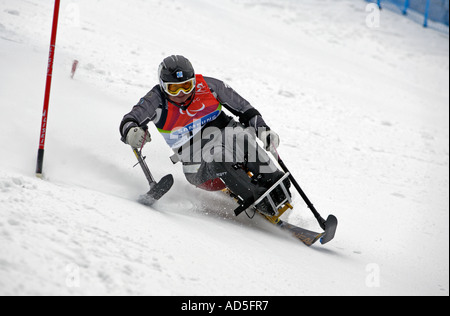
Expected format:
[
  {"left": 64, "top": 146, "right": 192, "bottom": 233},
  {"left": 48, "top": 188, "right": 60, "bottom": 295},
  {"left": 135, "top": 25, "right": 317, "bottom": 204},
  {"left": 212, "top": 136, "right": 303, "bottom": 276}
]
[{"left": 180, "top": 103, "right": 206, "bottom": 117}]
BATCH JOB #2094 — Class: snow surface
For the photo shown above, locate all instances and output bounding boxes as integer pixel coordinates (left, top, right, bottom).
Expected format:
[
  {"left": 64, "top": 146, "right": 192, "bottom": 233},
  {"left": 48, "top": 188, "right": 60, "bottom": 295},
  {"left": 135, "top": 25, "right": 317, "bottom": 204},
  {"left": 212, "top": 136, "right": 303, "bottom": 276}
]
[{"left": 0, "top": 0, "right": 448, "bottom": 296}]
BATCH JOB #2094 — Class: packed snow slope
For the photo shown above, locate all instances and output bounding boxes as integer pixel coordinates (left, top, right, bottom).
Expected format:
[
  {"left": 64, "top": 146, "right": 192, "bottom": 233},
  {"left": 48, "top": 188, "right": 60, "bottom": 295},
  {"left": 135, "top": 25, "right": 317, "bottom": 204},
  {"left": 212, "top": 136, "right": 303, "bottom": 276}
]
[{"left": 0, "top": 0, "right": 448, "bottom": 296}]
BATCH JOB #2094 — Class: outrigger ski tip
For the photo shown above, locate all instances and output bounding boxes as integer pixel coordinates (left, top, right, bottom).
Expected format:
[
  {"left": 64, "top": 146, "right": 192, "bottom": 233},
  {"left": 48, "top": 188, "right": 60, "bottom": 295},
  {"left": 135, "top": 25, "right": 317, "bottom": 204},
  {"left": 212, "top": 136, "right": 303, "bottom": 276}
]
[
  {"left": 319, "top": 214, "right": 338, "bottom": 245},
  {"left": 132, "top": 147, "right": 174, "bottom": 206},
  {"left": 138, "top": 174, "right": 174, "bottom": 206}
]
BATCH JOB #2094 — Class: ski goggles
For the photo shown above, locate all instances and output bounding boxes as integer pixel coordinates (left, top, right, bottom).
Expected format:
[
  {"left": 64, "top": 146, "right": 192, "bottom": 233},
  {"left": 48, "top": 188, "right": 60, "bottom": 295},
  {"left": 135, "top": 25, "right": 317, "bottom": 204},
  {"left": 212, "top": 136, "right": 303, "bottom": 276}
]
[{"left": 162, "top": 78, "right": 196, "bottom": 96}]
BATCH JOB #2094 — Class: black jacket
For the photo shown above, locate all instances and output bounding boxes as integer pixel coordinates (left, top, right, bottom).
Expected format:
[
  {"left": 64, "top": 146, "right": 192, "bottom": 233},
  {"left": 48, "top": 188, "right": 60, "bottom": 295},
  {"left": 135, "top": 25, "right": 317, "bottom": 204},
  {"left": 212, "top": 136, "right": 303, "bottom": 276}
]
[{"left": 120, "top": 76, "right": 270, "bottom": 145}]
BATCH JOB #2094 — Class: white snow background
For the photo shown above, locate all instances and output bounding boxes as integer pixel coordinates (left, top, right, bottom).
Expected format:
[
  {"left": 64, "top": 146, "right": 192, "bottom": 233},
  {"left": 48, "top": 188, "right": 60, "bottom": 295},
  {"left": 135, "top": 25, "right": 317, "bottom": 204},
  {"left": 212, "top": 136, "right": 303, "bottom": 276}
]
[{"left": 0, "top": 0, "right": 448, "bottom": 296}]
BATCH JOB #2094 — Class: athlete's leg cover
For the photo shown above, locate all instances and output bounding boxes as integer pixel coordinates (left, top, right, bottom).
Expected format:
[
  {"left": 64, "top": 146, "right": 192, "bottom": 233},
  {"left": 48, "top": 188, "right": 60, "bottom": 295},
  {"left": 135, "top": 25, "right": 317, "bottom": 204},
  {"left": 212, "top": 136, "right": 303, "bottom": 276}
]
[{"left": 181, "top": 119, "right": 289, "bottom": 204}]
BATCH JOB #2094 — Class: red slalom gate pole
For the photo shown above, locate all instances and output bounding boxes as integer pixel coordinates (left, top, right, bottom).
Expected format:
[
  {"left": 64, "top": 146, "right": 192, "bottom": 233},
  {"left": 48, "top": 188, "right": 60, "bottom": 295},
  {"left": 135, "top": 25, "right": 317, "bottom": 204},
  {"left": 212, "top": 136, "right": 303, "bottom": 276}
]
[{"left": 36, "top": 0, "right": 61, "bottom": 178}]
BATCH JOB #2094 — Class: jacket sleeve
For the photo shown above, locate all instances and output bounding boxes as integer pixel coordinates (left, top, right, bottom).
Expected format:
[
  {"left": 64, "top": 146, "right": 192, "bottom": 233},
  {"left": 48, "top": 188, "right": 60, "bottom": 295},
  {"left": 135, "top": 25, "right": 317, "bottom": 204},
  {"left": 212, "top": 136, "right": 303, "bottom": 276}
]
[
  {"left": 204, "top": 76, "right": 270, "bottom": 133},
  {"left": 119, "top": 86, "right": 163, "bottom": 143}
]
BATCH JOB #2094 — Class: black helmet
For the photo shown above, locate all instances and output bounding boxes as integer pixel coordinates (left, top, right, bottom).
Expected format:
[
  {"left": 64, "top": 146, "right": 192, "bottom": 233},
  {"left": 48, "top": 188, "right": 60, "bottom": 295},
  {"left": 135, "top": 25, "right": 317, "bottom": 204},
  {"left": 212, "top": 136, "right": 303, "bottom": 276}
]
[{"left": 158, "top": 55, "right": 195, "bottom": 92}]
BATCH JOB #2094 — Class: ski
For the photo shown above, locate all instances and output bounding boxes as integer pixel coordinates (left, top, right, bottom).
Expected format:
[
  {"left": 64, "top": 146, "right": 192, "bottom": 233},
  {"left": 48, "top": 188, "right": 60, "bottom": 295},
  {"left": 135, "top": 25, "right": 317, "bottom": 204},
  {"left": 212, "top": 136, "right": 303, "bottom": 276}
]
[
  {"left": 224, "top": 172, "right": 338, "bottom": 246},
  {"left": 260, "top": 204, "right": 337, "bottom": 246},
  {"left": 277, "top": 219, "right": 325, "bottom": 247}
]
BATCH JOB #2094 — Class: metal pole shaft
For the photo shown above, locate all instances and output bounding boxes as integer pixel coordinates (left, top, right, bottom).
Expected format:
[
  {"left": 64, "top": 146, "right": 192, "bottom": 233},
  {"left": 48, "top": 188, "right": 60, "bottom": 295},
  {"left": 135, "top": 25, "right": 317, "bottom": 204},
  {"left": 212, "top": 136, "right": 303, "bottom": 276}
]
[{"left": 132, "top": 148, "right": 156, "bottom": 187}]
